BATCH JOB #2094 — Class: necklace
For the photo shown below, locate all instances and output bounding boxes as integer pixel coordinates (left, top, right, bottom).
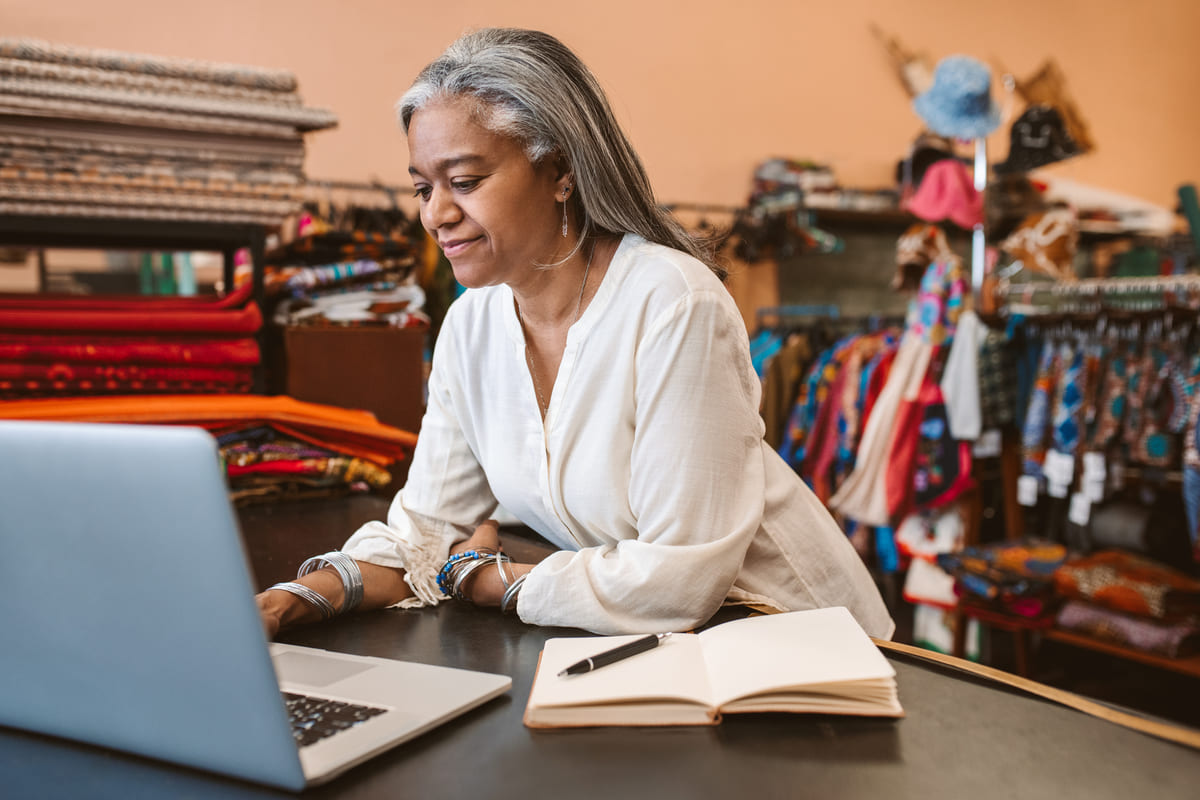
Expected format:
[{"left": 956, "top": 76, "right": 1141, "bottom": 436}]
[{"left": 517, "top": 241, "right": 595, "bottom": 418}]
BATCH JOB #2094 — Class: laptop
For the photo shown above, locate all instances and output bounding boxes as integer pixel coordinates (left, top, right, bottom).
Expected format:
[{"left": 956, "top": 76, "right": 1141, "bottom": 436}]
[{"left": 0, "top": 419, "right": 511, "bottom": 791}]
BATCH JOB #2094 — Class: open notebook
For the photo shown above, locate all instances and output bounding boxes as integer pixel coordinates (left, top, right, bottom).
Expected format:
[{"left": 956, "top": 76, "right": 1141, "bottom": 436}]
[
  {"left": 0, "top": 419, "right": 510, "bottom": 791},
  {"left": 525, "top": 607, "right": 902, "bottom": 728}
]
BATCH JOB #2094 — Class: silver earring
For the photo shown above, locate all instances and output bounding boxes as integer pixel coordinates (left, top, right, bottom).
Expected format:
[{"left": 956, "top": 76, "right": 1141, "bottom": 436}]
[{"left": 561, "top": 188, "right": 570, "bottom": 237}]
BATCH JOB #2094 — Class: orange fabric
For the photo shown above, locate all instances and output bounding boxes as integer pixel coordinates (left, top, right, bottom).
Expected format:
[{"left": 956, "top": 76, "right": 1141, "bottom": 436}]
[{"left": 0, "top": 394, "right": 417, "bottom": 465}]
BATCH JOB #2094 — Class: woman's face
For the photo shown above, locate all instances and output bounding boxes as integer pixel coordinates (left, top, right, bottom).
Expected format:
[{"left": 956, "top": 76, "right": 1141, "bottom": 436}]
[{"left": 407, "top": 95, "right": 566, "bottom": 289}]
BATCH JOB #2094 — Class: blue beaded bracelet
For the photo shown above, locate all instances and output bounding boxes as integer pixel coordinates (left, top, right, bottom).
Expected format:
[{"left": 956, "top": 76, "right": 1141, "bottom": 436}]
[{"left": 437, "top": 550, "right": 488, "bottom": 596}]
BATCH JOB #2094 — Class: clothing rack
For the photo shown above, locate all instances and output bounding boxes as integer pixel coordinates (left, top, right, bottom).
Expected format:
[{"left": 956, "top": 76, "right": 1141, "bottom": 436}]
[
  {"left": 756, "top": 304, "right": 841, "bottom": 325},
  {"left": 1000, "top": 275, "right": 1200, "bottom": 315},
  {"left": 755, "top": 305, "right": 907, "bottom": 336},
  {"left": 1002, "top": 275, "right": 1200, "bottom": 297}
]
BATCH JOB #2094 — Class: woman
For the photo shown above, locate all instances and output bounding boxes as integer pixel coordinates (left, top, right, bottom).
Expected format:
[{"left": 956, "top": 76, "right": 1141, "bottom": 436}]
[{"left": 258, "top": 28, "right": 893, "bottom": 638}]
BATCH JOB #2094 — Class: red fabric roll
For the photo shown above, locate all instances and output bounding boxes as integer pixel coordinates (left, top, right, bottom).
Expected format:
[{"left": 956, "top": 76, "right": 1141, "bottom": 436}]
[{"left": 0, "top": 333, "right": 260, "bottom": 365}]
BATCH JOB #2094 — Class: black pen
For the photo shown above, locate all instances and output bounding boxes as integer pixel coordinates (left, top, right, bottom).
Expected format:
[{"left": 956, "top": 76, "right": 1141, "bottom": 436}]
[{"left": 557, "top": 632, "right": 672, "bottom": 677}]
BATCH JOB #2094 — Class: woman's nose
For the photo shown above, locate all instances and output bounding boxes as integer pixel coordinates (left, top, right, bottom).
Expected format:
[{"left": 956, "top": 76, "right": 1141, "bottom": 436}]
[{"left": 423, "top": 187, "right": 462, "bottom": 230}]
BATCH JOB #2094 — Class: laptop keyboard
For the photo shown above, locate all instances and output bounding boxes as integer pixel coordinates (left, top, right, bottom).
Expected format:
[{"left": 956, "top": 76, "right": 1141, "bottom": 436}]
[{"left": 283, "top": 691, "right": 388, "bottom": 747}]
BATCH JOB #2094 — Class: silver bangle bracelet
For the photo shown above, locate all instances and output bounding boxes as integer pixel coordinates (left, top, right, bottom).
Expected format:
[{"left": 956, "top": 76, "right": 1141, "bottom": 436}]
[
  {"left": 500, "top": 573, "right": 527, "bottom": 614},
  {"left": 450, "top": 555, "right": 497, "bottom": 602},
  {"left": 298, "top": 551, "right": 364, "bottom": 613},
  {"left": 496, "top": 554, "right": 512, "bottom": 590},
  {"left": 268, "top": 581, "right": 337, "bottom": 620}
]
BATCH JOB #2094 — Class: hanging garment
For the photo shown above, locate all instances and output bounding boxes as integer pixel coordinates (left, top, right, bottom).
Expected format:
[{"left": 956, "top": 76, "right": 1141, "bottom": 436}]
[
  {"left": 939, "top": 309, "right": 983, "bottom": 441},
  {"left": 829, "top": 335, "right": 932, "bottom": 526},
  {"left": 1121, "top": 345, "right": 1156, "bottom": 457},
  {"left": 1021, "top": 340, "right": 1060, "bottom": 479},
  {"left": 1088, "top": 341, "right": 1129, "bottom": 452},
  {"left": 1133, "top": 349, "right": 1187, "bottom": 468},
  {"left": 1181, "top": 355, "right": 1200, "bottom": 546},
  {"left": 804, "top": 366, "right": 851, "bottom": 503},
  {"left": 760, "top": 334, "right": 813, "bottom": 451},
  {"left": 905, "top": 257, "right": 966, "bottom": 349},
  {"left": 977, "top": 328, "right": 1018, "bottom": 430},
  {"left": 778, "top": 340, "right": 848, "bottom": 469},
  {"left": 1050, "top": 341, "right": 1085, "bottom": 457},
  {"left": 830, "top": 256, "right": 963, "bottom": 526}
]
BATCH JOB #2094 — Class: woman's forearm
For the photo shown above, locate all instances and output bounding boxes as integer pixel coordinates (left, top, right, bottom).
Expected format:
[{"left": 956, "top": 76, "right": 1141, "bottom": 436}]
[{"left": 258, "top": 560, "right": 415, "bottom": 635}]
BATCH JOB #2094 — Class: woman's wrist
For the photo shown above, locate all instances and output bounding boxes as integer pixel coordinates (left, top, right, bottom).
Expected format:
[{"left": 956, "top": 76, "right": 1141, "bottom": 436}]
[
  {"left": 264, "top": 569, "right": 344, "bottom": 627},
  {"left": 464, "top": 562, "right": 533, "bottom": 607}
]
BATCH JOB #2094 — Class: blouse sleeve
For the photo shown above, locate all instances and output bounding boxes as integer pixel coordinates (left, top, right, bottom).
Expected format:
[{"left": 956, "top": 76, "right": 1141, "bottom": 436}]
[
  {"left": 340, "top": 320, "right": 499, "bottom": 607},
  {"left": 517, "top": 289, "right": 768, "bottom": 634}
]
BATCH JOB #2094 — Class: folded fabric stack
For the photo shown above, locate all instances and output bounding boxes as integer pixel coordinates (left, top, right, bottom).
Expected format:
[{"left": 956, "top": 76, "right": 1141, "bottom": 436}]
[
  {"left": 1052, "top": 550, "right": 1200, "bottom": 658},
  {"left": 0, "top": 394, "right": 416, "bottom": 505},
  {"left": 0, "top": 281, "right": 261, "bottom": 397},
  {"left": 936, "top": 540, "right": 1067, "bottom": 619},
  {"left": 265, "top": 211, "right": 430, "bottom": 330},
  {"left": 0, "top": 37, "right": 336, "bottom": 224}
]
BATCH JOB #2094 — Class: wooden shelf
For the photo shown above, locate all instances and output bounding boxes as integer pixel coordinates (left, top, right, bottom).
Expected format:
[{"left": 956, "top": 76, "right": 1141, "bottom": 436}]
[{"left": 1043, "top": 628, "right": 1200, "bottom": 680}]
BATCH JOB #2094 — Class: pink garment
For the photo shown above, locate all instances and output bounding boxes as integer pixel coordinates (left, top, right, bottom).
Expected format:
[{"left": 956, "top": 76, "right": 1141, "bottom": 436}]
[{"left": 905, "top": 159, "right": 983, "bottom": 230}]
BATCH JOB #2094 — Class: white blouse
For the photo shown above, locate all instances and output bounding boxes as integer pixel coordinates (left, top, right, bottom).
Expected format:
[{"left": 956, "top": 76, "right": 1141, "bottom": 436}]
[{"left": 342, "top": 234, "right": 894, "bottom": 638}]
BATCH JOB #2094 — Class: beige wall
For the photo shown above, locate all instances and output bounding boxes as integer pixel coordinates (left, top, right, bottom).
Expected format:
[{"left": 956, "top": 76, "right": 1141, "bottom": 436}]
[{"left": 4, "top": 0, "right": 1199, "bottom": 213}]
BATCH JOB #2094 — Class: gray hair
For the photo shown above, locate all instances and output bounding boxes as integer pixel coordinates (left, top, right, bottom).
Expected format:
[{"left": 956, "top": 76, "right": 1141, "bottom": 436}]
[{"left": 397, "top": 28, "right": 726, "bottom": 281}]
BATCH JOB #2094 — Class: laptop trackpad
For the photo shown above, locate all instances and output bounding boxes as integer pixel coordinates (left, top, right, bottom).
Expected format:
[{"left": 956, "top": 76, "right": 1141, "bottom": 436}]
[{"left": 274, "top": 650, "right": 375, "bottom": 687}]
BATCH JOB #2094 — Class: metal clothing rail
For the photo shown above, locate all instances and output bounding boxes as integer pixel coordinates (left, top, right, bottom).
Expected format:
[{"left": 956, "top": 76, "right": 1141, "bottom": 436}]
[
  {"left": 1001, "top": 274, "right": 1200, "bottom": 298},
  {"left": 999, "top": 275, "right": 1200, "bottom": 317}
]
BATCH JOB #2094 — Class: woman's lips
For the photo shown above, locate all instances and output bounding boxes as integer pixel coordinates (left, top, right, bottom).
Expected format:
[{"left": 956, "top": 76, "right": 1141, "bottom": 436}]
[{"left": 440, "top": 237, "right": 480, "bottom": 258}]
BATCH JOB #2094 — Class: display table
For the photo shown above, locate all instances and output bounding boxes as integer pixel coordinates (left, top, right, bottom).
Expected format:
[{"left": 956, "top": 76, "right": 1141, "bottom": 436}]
[{"left": 2, "top": 496, "right": 1198, "bottom": 798}]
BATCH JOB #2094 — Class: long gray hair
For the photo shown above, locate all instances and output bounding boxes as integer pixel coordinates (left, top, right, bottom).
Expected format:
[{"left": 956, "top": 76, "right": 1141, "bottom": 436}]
[{"left": 397, "top": 28, "right": 726, "bottom": 281}]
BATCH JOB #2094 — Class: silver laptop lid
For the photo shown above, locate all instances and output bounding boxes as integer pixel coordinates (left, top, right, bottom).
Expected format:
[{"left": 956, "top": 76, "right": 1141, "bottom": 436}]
[{"left": 0, "top": 420, "right": 306, "bottom": 791}]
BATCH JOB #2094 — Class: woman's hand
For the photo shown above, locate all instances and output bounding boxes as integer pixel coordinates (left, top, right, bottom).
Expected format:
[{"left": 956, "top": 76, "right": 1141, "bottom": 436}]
[
  {"left": 256, "top": 590, "right": 289, "bottom": 639},
  {"left": 449, "top": 519, "right": 533, "bottom": 607},
  {"left": 450, "top": 518, "right": 502, "bottom": 557}
]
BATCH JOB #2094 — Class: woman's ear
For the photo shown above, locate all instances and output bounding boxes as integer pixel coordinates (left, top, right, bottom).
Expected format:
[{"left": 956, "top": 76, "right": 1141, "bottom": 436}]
[
  {"left": 553, "top": 155, "right": 574, "bottom": 201},
  {"left": 555, "top": 174, "right": 574, "bottom": 202}
]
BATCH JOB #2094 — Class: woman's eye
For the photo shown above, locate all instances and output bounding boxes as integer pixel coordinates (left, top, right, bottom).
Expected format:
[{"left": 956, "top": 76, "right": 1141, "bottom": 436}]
[
  {"left": 413, "top": 186, "right": 432, "bottom": 200},
  {"left": 451, "top": 179, "right": 480, "bottom": 192}
]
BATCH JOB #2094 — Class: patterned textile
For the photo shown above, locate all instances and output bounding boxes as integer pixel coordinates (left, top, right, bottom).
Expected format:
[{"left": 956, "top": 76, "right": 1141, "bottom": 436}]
[
  {"left": 779, "top": 336, "right": 853, "bottom": 469},
  {"left": 221, "top": 426, "right": 393, "bottom": 490},
  {"left": 1121, "top": 347, "right": 1154, "bottom": 455},
  {"left": 1133, "top": 350, "right": 1184, "bottom": 467},
  {"left": 265, "top": 231, "right": 418, "bottom": 268},
  {"left": 1088, "top": 341, "right": 1129, "bottom": 451},
  {"left": 0, "top": 333, "right": 260, "bottom": 366},
  {"left": 0, "top": 37, "right": 334, "bottom": 226},
  {"left": 0, "top": 76, "right": 337, "bottom": 130},
  {"left": 0, "top": 38, "right": 300, "bottom": 92},
  {"left": 0, "top": 362, "right": 253, "bottom": 392},
  {"left": 803, "top": 366, "right": 850, "bottom": 502},
  {"left": 0, "top": 56, "right": 305, "bottom": 106},
  {"left": 1021, "top": 340, "right": 1059, "bottom": 478},
  {"left": 0, "top": 285, "right": 261, "bottom": 399},
  {"left": 904, "top": 257, "right": 966, "bottom": 348},
  {"left": 977, "top": 328, "right": 1017, "bottom": 429},
  {"left": 1055, "top": 600, "right": 1200, "bottom": 658},
  {"left": 909, "top": 379, "right": 973, "bottom": 511},
  {"left": 937, "top": 540, "right": 1067, "bottom": 617},
  {"left": 1053, "top": 550, "right": 1200, "bottom": 620},
  {"left": 1050, "top": 342, "right": 1085, "bottom": 455}
]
